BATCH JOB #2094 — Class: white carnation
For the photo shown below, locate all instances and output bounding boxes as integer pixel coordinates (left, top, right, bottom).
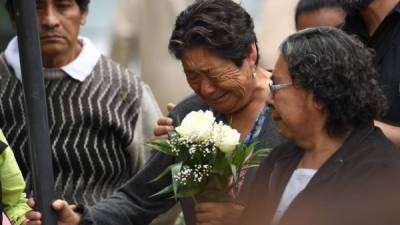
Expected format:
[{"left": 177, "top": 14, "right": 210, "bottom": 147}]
[
  {"left": 212, "top": 121, "right": 240, "bottom": 153},
  {"left": 175, "top": 110, "right": 216, "bottom": 141}
]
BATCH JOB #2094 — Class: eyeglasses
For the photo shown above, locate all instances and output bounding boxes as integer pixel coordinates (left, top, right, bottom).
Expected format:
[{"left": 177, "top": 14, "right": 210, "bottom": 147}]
[{"left": 269, "top": 82, "right": 293, "bottom": 96}]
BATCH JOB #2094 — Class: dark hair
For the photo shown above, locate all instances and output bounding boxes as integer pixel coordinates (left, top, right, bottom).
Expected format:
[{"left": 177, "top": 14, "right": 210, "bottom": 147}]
[
  {"left": 336, "top": 0, "right": 373, "bottom": 15},
  {"left": 5, "top": 0, "right": 90, "bottom": 16},
  {"left": 280, "top": 27, "right": 386, "bottom": 137},
  {"left": 295, "top": 0, "right": 344, "bottom": 26},
  {"left": 168, "top": 0, "right": 259, "bottom": 67}
]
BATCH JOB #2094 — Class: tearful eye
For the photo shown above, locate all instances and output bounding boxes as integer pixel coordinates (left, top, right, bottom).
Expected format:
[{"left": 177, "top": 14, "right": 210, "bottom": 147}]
[
  {"left": 57, "top": 3, "right": 71, "bottom": 9},
  {"left": 185, "top": 73, "right": 199, "bottom": 81}
]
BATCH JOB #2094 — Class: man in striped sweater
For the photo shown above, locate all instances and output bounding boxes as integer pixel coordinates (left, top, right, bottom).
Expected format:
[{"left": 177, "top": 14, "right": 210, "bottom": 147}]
[{"left": 1, "top": 0, "right": 161, "bottom": 207}]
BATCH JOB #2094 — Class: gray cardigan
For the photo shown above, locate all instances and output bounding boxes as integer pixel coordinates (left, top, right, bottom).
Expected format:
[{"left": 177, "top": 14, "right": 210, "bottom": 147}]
[{"left": 80, "top": 95, "right": 284, "bottom": 225}]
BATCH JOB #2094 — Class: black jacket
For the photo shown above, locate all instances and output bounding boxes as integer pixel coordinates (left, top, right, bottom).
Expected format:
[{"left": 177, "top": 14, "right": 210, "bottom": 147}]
[
  {"left": 241, "top": 123, "right": 400, "bottom": 225},
  {"left": 80, "top": 95, "right": 283, "bottom": 225}
]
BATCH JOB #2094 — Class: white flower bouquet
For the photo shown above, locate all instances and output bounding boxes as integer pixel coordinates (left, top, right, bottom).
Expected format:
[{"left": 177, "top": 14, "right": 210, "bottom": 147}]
[{"left": 148, "top": 110, "right": 271, "bottom": 202}]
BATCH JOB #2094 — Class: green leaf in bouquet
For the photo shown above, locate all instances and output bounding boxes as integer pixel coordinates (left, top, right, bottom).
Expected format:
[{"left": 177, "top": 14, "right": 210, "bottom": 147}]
[
  {"left": 213, "top": 150, "right": 227, "bottom": 175},
  {"left": 230, "top": 164, "right": 238, "bottom": 183},
  {"left": 231, "top": 141, "right": 259, "bottom": 169},
  {"left": 244, "top": 141, "right": 260, "bottom": 159},
  {"left": 230, "top": 143, "right": 245, "bottom": 166},
  {"left": 171, "top": 162, "right": 183, "bottom": 199},
  {"left": 240, "top": 141, "right": 259, "bottom": 166},
  {"left": 147, "top": 139, "right": 177, "bottom": 156},
  {"left": 242, "top": 163, "right": 261, "bottom": 169},
  {"left": 148, "top": 162, "right": 178, "bottom": 183},
  {"left": 247, "top": 148, "right": 272, "bottom": 164},
  {"left": 150, "top": 184, "right": 174, "bottom": 198}
]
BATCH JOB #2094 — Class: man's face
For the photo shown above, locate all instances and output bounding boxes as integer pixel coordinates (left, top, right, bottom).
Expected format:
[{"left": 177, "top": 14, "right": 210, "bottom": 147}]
[
  {"left": 296, "top": 8, "right": 346, "bottom": 31},
  {"left": 31, "top": 0, "right": 86, "bottom": 64},
  {"left": 337, "top": 0, "right": 374, "bottom": 15}
]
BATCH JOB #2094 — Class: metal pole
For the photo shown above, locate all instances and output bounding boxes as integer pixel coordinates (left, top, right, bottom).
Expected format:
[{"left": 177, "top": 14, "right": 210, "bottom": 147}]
[{"left": 13, "top": 0, "right": 57, "bottom": 224}]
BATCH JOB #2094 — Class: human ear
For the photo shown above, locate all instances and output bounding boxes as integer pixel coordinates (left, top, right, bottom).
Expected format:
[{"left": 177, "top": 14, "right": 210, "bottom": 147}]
[
  {"left": 80, "top": 13, "right": 87, "bottom": 25},
  {"left": 311, "top": 94, "right": 325, "bottom": 111},
  {"left": 246, "top": 42, "right": 258, "bottom": 67}
]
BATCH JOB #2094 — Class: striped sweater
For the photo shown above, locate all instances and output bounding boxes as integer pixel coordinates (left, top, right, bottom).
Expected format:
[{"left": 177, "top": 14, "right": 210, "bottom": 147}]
[{"left": 0, "top": 54, "right": 143, "bottom": 205}]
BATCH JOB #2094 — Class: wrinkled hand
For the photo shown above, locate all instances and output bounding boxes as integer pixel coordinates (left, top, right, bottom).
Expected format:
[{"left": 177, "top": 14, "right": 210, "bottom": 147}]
[
  {"left": 153, "top": 103, "right": 175, "bottom": 139},
  {"left": 25, "top": 198, "right": 81, "bottom": 225},
  {"left": 195, "top": 202, "right": 244, "bottom": 225}
]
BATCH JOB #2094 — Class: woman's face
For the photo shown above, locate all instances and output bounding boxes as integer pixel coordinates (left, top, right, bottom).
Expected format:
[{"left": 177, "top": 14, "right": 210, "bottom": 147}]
[
  {"left": 181, "top": 47, "right": 257, "bottom": 114},
  {"left": 267, "top": 55, "right": 325, "bottom": 141}
]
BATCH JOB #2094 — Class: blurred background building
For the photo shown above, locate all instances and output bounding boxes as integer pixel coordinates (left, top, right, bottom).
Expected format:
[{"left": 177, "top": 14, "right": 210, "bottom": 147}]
[{"left": 258, "top": 0, "right": 297, "bottom": 69}]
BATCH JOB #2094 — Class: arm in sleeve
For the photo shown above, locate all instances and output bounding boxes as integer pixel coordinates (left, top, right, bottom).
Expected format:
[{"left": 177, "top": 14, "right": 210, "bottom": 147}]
[
  {"left": 0, "top": 130, "right": 30, "bottom": 225},
  {"left": 79, "top": 96, "right": 195, "bottom": 225}
]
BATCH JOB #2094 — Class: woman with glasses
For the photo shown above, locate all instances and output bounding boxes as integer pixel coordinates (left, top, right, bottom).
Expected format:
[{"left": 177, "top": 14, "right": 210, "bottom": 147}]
[
  {"left": 240, "top": 27, "right": 400, "bottom": 225},
  {"left": 25, "top": 1, "right": 284, "bottom": 225}
]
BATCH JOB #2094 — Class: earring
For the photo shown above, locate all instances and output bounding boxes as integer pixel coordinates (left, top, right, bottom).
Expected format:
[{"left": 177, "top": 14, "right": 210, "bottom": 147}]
[{"left": 252, "top": 66, "right": 257, "bottom": 78}]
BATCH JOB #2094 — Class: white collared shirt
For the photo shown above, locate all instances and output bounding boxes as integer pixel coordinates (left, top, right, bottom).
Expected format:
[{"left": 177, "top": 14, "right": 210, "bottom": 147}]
[{"left": 3, "top": 36, "right": 101, "bottom": 82}]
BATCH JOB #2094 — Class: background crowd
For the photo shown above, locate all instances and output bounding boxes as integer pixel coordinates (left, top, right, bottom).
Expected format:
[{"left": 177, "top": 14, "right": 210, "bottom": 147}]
[{"left": 0, "top": 0, "right": 399, "bottom": 225}]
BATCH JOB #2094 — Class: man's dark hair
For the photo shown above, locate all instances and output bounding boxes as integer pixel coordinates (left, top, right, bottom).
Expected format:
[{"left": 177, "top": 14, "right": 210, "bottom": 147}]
[
  {"left": 168, "top": 0, "right": 259, "bottom": 68},
  {"left": 5, "top": 0, "right": 90, "bottom": 16},
  {"left": 280, "top": 27, "right": 386, "bottom": 137},
  {"left": 336, "top": 0, "right": 373, "bottom": 15},
  {"left": 295, "top": 0, "right": 344, "bottom": 26}
]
